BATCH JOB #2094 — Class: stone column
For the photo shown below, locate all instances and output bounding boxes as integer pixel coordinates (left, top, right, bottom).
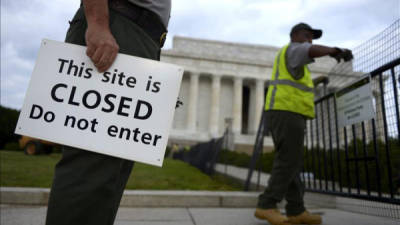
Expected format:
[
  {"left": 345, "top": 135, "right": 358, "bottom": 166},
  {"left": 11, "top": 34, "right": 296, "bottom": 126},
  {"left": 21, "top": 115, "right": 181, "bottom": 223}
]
[
  {"left": 253, "top": 79, "right": 265, "bottom": 132},
  {"left": 232, "top": 77, "right": 243, "bottom": 134},
  {"left": 186, "top": 72, "right": 199, "bottom": 132},
  {"left": 248, "top": 83, "right": 256, "bottom": 134},
  {"left": 209, "top": 75, "right": 221, "bottom": 137}
]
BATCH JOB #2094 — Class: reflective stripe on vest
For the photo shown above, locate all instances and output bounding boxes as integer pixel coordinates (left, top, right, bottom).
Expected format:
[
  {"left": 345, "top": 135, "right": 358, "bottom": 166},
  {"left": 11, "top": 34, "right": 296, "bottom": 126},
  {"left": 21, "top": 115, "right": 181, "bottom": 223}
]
[{"left": 265, "top": 44, "right": 315, "bottom": 118}]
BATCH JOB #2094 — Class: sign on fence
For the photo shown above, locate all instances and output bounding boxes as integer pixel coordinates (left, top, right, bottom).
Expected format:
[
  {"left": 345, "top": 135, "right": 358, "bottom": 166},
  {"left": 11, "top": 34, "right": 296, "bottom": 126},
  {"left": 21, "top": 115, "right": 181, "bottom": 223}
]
[
  {"left": 15, "top": 39, "right": 183, "bottom": 166},
  {"left": 336, "top": 74, "right": 375, "bottom": 128}
]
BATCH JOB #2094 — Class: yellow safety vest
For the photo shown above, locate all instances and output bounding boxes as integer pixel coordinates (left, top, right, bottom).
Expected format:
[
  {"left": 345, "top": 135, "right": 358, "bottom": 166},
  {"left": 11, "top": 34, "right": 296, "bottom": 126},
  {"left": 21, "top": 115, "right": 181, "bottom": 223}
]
[{"left": 265, "top": 44, "right": 315, "bottom": 118}]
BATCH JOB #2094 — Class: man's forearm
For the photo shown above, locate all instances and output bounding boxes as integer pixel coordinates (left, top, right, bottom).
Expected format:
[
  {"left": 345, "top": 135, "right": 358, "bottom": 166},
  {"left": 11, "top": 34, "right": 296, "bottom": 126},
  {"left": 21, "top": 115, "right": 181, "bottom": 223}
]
[
  {"left": 82, "top": 0, "right": 110, "bottom": 28},
  {"left": 82, "top": 0, "right": 119, "bottom": 73},
  {"left": 309, "top": 45, "right": 339, "bottom": 58}
]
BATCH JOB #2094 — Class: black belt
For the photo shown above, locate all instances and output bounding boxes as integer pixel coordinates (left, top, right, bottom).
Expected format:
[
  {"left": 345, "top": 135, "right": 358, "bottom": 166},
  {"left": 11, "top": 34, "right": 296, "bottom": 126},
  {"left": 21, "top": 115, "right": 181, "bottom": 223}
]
[{"left": 109, "top": 0, "right": 167, "bottom": 48}]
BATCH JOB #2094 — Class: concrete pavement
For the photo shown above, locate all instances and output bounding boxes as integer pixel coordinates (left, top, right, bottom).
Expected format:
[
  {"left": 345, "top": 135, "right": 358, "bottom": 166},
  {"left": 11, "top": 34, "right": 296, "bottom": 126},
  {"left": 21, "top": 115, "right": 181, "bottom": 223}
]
[
  {"left": 1, "top": 187, "right": 399, "bottom": 224},
  {"left": 2, "top": 204, "right": 399, "bottom": 225},
  {"left": 1, "top": 164, "right": 399, "bottom": 224},
  {"left": 215, "top": 164, "right": 400, "bottom": 220},
  {"left": 0, "top": 187, "right": 260, "bottom": 208}
]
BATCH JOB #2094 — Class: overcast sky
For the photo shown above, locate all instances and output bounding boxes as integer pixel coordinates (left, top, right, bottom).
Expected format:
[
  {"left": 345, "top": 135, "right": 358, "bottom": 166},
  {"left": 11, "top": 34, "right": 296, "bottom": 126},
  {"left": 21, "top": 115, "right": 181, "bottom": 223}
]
[{"left": 1, "top": 0, "right": 399, "bottom": 110}]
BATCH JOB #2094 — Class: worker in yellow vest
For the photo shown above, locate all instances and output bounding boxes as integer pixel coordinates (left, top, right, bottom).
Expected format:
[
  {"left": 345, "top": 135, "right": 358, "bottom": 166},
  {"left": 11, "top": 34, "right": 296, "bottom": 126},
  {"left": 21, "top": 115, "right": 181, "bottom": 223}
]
[{"left": 254, "top": 23, "right": 353, "bottom": 225}]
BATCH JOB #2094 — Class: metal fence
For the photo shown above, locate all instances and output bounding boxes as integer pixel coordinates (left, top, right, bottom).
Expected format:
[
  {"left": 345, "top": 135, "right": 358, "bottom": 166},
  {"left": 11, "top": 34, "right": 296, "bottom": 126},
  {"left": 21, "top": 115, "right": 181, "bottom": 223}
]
[
  {"left": 304, "top": 58, "right": 400, "bottom": 204},
  {"left": 301, "top": 19, "right": 400, "bottom": 206},
  {"left": 242, "top": 58, "right": 400, "bottom": 220}
]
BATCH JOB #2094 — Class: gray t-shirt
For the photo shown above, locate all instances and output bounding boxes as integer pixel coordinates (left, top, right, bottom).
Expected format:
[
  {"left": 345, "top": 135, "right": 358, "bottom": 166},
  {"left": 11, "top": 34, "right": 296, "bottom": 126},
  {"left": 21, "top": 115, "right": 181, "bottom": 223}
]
[
  {"left": 285, "top": 42, "right": 314, "bottom": 80},
  {"left": 128, "top": 0, "right": 171, "bottom": 28}
]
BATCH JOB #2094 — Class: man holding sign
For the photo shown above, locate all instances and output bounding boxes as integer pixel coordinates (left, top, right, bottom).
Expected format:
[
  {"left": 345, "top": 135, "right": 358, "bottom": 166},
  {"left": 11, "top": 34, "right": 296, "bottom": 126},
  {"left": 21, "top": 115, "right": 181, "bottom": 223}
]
[{"left": 45, "top": 0, "right": 171, "bottom": 225}]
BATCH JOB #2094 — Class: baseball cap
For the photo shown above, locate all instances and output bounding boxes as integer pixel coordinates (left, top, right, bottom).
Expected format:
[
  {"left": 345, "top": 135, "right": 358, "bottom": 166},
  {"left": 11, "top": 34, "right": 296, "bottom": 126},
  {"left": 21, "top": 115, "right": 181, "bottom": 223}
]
[{"left": 290, "top": 23, "right": 322, "bottom": 39}]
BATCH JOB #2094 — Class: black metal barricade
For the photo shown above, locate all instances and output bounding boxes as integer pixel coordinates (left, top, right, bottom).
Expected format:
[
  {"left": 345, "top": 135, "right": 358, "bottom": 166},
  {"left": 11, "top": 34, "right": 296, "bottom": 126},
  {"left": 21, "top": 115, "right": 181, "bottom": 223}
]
[
  {"left": 303, "top": 58, "right": 400, "bottom": 205},
  {"left": 245, "top": 58, "right": 400, "bottom": 211},
  {"left": 173, "top": 136, "right": 225, "bottom": 175}
]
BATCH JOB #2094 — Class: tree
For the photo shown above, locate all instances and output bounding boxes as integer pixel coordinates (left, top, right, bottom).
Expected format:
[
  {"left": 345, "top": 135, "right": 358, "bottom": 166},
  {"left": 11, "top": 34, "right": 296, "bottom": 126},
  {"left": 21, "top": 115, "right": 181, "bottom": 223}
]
[{"left": 0, "top": 105, "right": 21, "bottom": 148}]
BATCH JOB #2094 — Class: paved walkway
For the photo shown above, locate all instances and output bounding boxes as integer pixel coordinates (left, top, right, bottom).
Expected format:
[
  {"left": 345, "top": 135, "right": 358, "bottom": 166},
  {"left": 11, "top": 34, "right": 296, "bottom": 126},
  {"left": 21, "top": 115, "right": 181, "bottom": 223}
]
[
  {"left": 215, "top": 163, "right": 269, "bottom": 189},
  {"left": 1, "top": 164, "right": 399, "bottom": 224},
  {"left": 1, "top": 204, "right": 399, "bottom": 225}
]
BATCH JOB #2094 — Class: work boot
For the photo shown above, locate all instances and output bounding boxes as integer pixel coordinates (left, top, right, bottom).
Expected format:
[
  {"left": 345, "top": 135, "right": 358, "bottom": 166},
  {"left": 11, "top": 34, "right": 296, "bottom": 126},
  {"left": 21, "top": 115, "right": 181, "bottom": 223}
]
[
  {"left": 254, "top": 208, "right": 292, "bottom": 225},
  {"left": 287, "top": 211, "right": 322, "bottom": 224}
]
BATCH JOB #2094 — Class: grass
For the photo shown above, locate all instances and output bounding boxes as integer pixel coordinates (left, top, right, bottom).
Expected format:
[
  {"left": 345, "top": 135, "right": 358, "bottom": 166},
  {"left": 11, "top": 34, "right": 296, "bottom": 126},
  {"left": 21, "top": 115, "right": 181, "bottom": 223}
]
[{"left": 0, "top": 150, "right": 240, "bottom": 190}]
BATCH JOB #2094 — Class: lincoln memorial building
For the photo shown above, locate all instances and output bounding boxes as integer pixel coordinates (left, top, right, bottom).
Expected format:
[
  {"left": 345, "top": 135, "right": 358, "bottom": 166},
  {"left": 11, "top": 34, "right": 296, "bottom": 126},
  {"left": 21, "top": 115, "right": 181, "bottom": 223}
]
[{"left": 161, "top": 36, "right": 360, "bottom": 153}]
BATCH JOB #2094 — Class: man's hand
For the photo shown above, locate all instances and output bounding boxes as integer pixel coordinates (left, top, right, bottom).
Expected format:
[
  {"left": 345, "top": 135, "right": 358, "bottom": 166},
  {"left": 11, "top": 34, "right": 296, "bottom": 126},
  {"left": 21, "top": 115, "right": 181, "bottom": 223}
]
[
  {"left": 85, "top": 25, "right": 119, "bottom": 73},
  {"left": 83, "top": 0, "right": 119, "bottom": 73},
  {"left": 329, "top": 47, "right": 353, "bottom": 63}
]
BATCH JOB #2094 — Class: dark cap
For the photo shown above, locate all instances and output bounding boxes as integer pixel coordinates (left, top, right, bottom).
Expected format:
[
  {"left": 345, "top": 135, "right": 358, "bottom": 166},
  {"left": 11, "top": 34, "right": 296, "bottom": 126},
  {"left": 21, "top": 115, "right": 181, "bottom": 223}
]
[{"left": 290, "top": 23, "right": 322, "bottom": 39}]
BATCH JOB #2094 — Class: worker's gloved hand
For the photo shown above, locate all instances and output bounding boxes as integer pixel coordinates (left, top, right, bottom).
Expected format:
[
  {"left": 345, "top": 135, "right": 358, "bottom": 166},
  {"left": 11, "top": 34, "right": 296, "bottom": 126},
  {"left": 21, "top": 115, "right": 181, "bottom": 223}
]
[{"left": 330, "top": 47, "right": 353, "bottom": 63}]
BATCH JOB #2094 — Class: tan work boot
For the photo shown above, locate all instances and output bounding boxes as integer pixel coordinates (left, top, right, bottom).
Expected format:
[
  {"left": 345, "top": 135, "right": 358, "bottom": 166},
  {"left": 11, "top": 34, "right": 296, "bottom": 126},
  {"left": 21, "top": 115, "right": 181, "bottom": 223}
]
[
  {"left": 254, "top": 208, "right": 292, "bottom": 225},
  {"left": 288, "top": 211, "right": 322, "bottom": 224}
]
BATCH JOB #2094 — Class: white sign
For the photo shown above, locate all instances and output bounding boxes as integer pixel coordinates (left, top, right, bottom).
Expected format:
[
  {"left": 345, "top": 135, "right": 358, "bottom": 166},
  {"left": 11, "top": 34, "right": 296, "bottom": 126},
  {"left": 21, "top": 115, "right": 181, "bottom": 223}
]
[
  {"left": 336, "top": 74, "right": 375, "bottom": 128},
  {"left": 15, "top": 39, "right": 183, "bottom": 167}
]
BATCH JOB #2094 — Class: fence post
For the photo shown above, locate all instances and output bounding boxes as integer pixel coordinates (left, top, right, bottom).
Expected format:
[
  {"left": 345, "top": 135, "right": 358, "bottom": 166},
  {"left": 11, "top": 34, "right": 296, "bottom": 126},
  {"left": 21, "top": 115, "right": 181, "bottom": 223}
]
[{"left": 244, "top": 109, "right": 266, "bottom": 191}]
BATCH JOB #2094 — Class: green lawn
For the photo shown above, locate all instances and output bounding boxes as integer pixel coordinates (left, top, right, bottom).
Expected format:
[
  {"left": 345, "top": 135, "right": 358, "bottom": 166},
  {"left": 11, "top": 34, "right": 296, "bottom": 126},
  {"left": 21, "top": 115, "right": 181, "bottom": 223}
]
[{"left": 0, "top": 150, "right": 240, "bottom": 190}]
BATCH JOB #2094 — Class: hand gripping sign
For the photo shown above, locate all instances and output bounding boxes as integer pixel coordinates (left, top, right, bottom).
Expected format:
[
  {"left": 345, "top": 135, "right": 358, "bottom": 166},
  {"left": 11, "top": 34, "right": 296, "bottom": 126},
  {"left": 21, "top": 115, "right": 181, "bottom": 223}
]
[{"left": 15, "top": 39, "right": 183, "bottom": 166}]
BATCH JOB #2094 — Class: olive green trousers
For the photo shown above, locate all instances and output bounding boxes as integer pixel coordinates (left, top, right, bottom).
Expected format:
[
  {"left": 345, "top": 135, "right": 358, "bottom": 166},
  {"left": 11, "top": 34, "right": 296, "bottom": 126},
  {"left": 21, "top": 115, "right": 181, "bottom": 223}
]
[{"left": 257, "top": 110, "right": 307, "bottom": 216}]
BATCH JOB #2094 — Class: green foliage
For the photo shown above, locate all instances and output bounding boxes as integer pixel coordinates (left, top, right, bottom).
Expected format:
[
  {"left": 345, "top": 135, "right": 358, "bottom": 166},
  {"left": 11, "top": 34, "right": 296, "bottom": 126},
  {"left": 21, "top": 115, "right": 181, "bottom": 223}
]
[
  {"left": 3, "top": 142, "right": 21, "bottom": 151},
  {"left": 0, "top": 151, "right": 239, "bottom": 190},
  {"left": 218, "top": 149, "right": 275, "bottom": 173},
  {"left": 0, "top": 150, "right": 61, "bottom": 187},
  {"left": 0, "top": 105, "right": 21, "bottom": 149},
  {"left": 218, "top": 149, "right": 248, "bottom": 167},
  {"left": 303, "top": 138, "right": 400, "bottom": 194},
  {"left": 129, "top": 160, "right": 239, "bottom": 190},
  {"left": 164, "top": 146, "right": 171, "bottom": 158}
]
